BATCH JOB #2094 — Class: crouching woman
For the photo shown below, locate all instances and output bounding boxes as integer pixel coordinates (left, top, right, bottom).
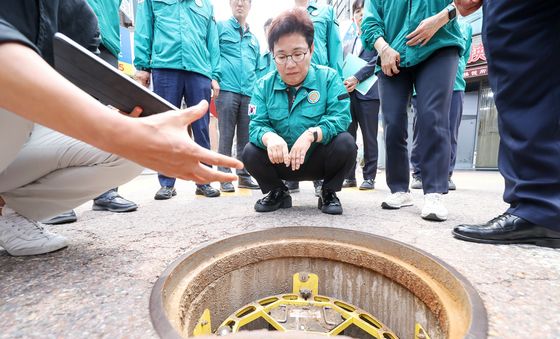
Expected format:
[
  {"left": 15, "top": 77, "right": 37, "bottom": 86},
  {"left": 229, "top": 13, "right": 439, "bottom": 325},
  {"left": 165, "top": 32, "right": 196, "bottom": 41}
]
[{"left": 242, "top": 8, "right": 356, "bottom": 215}]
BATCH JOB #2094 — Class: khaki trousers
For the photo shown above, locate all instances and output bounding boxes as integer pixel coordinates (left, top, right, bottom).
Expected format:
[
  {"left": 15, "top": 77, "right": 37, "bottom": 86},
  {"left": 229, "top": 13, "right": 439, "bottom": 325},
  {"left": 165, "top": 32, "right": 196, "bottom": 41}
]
[{"left": 0, "top": 108, "right": 143, "bottom": 220}]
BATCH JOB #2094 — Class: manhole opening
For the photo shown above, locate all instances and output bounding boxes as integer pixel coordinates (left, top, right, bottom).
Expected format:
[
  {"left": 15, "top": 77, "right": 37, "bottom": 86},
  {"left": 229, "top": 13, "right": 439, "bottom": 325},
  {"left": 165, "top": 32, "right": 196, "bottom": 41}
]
[{"left": 150, "top": 227, "right": 487, "bottom": 339}]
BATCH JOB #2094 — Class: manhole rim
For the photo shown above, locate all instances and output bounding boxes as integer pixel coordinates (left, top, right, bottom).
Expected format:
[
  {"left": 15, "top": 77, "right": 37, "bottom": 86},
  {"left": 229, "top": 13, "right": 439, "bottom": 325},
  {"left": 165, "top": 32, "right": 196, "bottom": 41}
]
[{"left": 149, "top": 226, "right": 488, "bottom": 339}]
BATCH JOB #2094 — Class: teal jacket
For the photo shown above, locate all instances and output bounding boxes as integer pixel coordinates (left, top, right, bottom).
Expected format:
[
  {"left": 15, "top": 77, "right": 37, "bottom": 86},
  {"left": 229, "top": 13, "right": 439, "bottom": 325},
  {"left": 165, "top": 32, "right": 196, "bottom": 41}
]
[
  {"left": 257, "top": 50, "right": 276, "bottom": 81},
  {"left": 249, "top": 64, "right": 350, "bottom": 156},
  {"left": 361, "top": 0, "right": 465, "bottom": 70},
  {"left": 134, "top": 0, "right": 220, "bottom": 81},
  {"left": 217, "top": 17, "right": 260, "bottom": 96},
  {"left": 307, "top": 1, "right": 343, "bottom": 77},
  {"left": 86, "top": 0, "right": 121, "bottom": 58},
  {"left": 455, "top": 21, "right": 472, "bottom": 91}
]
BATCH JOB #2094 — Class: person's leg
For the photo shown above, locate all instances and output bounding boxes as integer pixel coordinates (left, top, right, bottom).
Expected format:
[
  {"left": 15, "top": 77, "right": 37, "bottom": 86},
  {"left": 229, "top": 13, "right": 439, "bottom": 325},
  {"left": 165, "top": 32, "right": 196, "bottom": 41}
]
[
  {"left": 215, "top": 90, "right": 238, "bottom": 174},
  {"left": 377, "top": 70, "right": 413, "bottom": 193},
  {"left": 409, "top": 97, "right": 421, "bottom": 179},
  {"left": 242, "top": 143, "right": 286, "bottom": 194},
  {"left": 414, "top": 47, "right": 458, "bottom": 195},
  {"left": 355, "top": 98, "right": 380, "bottom": 182},
  {"left": 345, "top": 95, "right": 359, "bottom": 182},
  {"left": 0, "top": 125, "right": 142, "bottom": 221},
  {"left": 0, "top": 109, "right": 34, "bottom": 215},
  {"left": 242, "top": 143, "right": 291, "bottom": 212},
  {"left": 152, "top": 69, "right": 184, "bottom": 189},
  {"left": 484, "top": 0, "right": 560, "bottom": 228},
  {"left": 315, "top": 133, "right": 357, "bottom": 192},
  {"left": 448, "top": 91, "right": 464, "bottom": 177},
  {"left": 0, "top": 110, "right": 68, "bottom": 256},
  {"left": 236, "top": 94, "right": 259, "bottom": 189},
  {"left": 183, "top": 71, "right": 220, "bottom": 197},
  {"left": 453, "top": 0, "right": 560, "bottom": 248}
]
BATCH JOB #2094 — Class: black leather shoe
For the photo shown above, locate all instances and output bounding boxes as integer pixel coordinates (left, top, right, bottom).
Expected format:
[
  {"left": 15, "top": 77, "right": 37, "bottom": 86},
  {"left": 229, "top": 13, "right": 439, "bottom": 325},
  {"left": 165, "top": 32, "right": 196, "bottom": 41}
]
[
  {"left": 342, "top": 179, "right": 357, "bottom": 188},
  {"left": 195, "top": 184, "right": 220, "bottom": 198},
  {"left": 42, "top": 210, "right": 77, "bottom": 225},
  {"left": 93, "top": 190, "right": 137, "bottom": 212},
  {"left": 285, "top": 181, "right": 300, "bottom": 193},
  {"left": 453, "top": 213, "right": 560, "bottom": 248},
  {"left": 154, "top": 186, "right": 176, "bottom": 200},
  {"left": 238, "top": 177, "right": 260, "bottom": 189},
  {"left": 220, "top": 182, "right": 235, "bottom": 192},
  {"left": 255, "top": 188, "right": 292, "bottom": 212},
  {"left": 359, "top": 179, "right": 375, "bottom": 190},
  {"left": 318, "top": 188, "right": 343, "bottom": 215}
]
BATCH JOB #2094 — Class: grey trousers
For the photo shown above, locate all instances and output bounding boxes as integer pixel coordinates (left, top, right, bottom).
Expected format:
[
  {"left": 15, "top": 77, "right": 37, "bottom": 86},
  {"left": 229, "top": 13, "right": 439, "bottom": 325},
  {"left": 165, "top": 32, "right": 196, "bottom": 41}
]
[
  {"left": 0, "top": 109, "right": 143, "bottom": 220},
  {"left": 215, "top": 90, "right": 250, "bottom": 177}
]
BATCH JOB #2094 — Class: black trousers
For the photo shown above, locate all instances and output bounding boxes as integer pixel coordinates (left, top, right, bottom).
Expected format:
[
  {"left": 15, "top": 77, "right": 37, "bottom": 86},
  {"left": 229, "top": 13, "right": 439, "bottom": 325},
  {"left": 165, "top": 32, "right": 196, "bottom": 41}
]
[
  {"left": 484, "top": 0, "right": 560, "bottom": 229},
  {"left": 378, "top": 47, "right": 458, "bottom": 194},
  {"left": 346, "top": 96, "right": 380, "bottom": 181},
  {"left": 242, "top": 132, "right": 357, "bottom": 194}
]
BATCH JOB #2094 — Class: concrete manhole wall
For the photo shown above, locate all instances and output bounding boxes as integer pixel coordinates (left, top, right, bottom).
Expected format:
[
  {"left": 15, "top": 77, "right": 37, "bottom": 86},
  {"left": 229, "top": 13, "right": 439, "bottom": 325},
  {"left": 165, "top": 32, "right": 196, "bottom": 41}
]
[{"left": 150, "top": 227, "right": 487, "bottom": 339}]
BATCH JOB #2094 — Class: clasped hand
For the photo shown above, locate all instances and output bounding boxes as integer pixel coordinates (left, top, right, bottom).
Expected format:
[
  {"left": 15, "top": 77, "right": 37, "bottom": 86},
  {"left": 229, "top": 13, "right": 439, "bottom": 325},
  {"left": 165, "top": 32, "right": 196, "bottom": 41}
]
[{"left": 267, "top": 132, "right": 313, "bottom": 171}]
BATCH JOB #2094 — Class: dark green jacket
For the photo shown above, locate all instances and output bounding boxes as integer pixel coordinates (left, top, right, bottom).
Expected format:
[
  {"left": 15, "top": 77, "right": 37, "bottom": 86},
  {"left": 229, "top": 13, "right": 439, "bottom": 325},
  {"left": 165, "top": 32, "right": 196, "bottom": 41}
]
[
  {"left": 362, "top": 0, "right": 465, "bottom": 70},
  {"left": 249, "top": 64, "right": 350, "bottom": 154},
  {"left": 257, "top": 50, "right": 275, "bottom": 81},
  {"left": 217, "top": 17, "right": 260, "bottom": 96},
  {"left": 134, "top": 0, "right": 220, "bottom": 81},
  {"left": 307, "top": 1, "right": 343, "bottom": 77},
  {"left": 86, "top": 0, "right": 121, "bottom": 57}
]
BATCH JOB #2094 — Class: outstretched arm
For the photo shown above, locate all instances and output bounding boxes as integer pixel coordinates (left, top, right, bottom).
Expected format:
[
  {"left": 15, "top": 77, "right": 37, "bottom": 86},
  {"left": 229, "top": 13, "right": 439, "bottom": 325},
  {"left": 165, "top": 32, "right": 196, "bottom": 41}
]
[{"left": 0, "top": 42, "right": 242, "bottom": 183}]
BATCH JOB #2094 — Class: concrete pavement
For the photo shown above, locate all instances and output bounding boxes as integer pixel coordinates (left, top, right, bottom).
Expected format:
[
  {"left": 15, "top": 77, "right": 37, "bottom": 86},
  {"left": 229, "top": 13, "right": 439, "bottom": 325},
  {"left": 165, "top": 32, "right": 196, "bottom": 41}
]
[{"left": 1, "top": 170, "right": 559, "bottom": 338}]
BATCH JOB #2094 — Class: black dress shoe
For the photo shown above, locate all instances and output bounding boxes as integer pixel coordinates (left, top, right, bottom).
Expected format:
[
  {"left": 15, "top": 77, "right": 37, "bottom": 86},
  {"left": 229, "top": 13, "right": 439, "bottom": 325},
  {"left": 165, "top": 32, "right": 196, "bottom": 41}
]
[
  {"left": 42, "top": 210, "right": 77, "bottom": 225},
  {"left": 93, "top": 190, "right": 137, "bottom": 212},
  {"left": 195, "top": 184, "right": 221, "bottom": 198},
  {"left": 318, "top": 188, "right": 343, "bottom": 215},
  {"left": 154, "top": 186, "right": 176, "bottom": 200},
  {"left": 453, "top": 213, "right": 560, "bottom": 248},
  {"left": 220, "top": 182, "right": 235, "bottom": 192},
  {"left": 359, "top": 179, "right": 375, "bottom": 190},
  {"left": 255, "top": 188, "right": 292, "bottom": 212},
  {"left": 238, "top": 177, "right": 260, "bottom": 189},
  {"left": 342, "top": 179, "right": 357, "bottom": 188},
  {"left": 285, "top": 181, "right": 300, "bottom": 193}
]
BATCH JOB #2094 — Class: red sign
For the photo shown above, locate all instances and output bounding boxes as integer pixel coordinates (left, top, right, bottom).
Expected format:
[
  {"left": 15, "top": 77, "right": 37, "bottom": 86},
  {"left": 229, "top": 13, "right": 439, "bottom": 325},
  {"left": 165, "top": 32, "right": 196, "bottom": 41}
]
[{"left": 468, "top": 43, "right": 487, "bottom": 64}]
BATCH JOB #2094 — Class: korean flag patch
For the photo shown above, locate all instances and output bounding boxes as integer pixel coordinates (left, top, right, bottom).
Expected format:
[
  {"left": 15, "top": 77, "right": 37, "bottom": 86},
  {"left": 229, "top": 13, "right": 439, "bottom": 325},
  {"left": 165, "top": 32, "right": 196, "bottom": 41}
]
[{"left": 248, "top": 104, "right": 257, "bottom": 116}]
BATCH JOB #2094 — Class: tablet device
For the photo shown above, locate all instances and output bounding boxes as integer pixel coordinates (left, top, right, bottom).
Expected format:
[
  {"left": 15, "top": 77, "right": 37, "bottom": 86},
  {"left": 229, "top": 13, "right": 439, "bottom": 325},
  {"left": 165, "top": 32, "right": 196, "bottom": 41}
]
[{"left": 53, "top": 32, "right": 178, "bottom": 116}]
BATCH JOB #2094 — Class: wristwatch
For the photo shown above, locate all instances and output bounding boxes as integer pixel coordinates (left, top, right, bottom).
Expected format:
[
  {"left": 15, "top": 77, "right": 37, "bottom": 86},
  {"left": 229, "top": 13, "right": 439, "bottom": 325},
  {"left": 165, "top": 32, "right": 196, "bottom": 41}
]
[
  {"left": 307, "top": 127, "right": 319, "bottom": 143},
  {"left": 446, "top": 3, "right": 457, "bottom": 20}
]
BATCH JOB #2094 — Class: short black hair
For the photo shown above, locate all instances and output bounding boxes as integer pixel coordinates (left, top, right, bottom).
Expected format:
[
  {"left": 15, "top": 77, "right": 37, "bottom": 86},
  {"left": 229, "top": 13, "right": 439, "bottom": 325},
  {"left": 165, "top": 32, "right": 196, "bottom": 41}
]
[
  {"left": 267, "top": 8, "right": 314, "bottom": 52},
  {"left": 352, "top": 0, "right": 364, "bottom": 14},
  {"left": 263, "top": 18, "right": 273, "bottom": 31}
]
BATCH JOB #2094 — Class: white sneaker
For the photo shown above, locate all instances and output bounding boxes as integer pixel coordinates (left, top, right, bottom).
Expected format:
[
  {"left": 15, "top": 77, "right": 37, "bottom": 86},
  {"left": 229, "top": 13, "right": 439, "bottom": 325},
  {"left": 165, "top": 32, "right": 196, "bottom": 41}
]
[
  {"left": 381, "top": 192, "right": 414, "bottom": 209},
  {"left": 0, "top": 208, "right": 68, "bottom": 256},
  {"left": 421, "top": 193, "right": 448, "bottom": 221}
]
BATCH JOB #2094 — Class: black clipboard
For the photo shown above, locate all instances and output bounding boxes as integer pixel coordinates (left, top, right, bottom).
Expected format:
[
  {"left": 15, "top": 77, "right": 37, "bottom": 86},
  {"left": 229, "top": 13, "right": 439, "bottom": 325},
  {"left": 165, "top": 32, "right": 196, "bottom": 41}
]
[{"left": 53, "top": 32, "right": 177, "bottom": 116}]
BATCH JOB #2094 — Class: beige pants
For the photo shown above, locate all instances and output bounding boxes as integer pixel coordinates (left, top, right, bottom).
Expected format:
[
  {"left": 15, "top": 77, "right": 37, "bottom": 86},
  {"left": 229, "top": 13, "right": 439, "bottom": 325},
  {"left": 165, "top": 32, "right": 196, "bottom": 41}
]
[{"left": 0, "top": 108, "right": 143, "bottom": 220}]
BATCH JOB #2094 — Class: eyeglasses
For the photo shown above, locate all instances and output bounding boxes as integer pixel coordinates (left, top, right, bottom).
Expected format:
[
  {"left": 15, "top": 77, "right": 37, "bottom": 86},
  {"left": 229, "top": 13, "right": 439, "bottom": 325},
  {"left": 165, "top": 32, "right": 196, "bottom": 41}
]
[
  {"left": 273, "top": 50, "right": 309, "bottom": 65},
  {"left": 231, "top": 0, "right": 250, "bottom": 4}
]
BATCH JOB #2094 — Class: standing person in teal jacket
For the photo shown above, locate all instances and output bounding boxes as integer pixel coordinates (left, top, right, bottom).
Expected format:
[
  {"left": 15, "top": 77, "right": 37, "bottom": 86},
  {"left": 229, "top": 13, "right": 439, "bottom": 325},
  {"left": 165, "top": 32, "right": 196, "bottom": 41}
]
[
  {"left": 215, "top": 0, "right": 260, "bottom": 193},
  {"left": 134, "top": 0, "right": 222, "bottom": 200},
  {"left": 410, "top": 21, "right": 473, "bottom": 191},
  {"left": 44, "top": 0, "right": 138, "bottom": 226},
  {"left": 361, "top": 0, "right": 464, "bottom": 221},
  {"left": 289, "top": 0, "right": 344, "bottom": 195},
  {"left": 242, "top": 8, "right": 355, "bottom": 215},
  {"left": 256, "top": 18, "right": 276, "bottom": 81}
]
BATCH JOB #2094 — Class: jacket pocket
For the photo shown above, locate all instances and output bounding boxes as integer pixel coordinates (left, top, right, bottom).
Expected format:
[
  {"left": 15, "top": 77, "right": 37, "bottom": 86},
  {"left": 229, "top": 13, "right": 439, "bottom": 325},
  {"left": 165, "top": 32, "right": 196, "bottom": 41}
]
[{"left": 152, "top": 0, "right": 178, "bottom": 16}]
